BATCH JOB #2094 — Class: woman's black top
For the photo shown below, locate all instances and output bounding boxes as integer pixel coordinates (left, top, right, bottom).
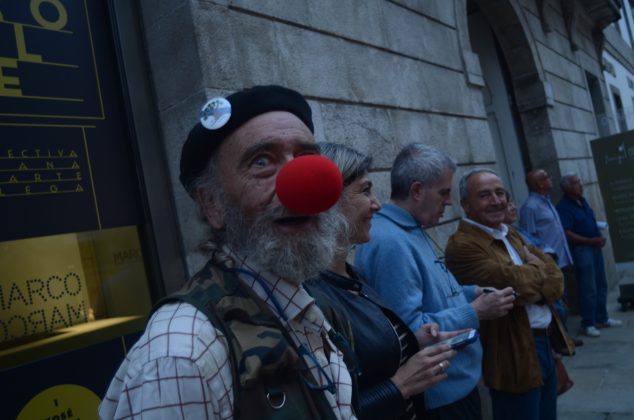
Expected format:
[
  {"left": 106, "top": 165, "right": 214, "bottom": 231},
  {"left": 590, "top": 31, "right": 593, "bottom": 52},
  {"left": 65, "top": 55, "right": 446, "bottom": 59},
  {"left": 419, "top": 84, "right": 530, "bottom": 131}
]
[{"left": 304, "top": 264, "right": 425, "bottom": 419}]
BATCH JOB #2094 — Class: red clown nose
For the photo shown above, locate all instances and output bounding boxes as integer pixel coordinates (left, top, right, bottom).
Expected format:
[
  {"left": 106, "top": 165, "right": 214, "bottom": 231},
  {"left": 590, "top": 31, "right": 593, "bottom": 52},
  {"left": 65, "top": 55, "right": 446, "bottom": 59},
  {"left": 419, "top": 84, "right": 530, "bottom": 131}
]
[{"left": 276, "top": 155, "right": 343, "bottom": 215}]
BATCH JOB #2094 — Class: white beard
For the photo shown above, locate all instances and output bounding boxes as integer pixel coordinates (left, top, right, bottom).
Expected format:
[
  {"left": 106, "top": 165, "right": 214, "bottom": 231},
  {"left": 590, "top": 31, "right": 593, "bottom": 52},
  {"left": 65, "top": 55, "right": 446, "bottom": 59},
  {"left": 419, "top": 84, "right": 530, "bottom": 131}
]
[{"left": 223, "top": 202, "right": 345, "bottom": 283}]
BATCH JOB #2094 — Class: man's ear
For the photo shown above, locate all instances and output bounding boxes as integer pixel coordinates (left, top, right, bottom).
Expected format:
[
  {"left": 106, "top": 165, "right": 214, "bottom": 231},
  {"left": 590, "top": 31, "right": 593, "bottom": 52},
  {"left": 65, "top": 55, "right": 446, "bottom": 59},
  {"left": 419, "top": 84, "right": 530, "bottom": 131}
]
[
  {"left": 197, "top": 187, "right": 225, "bottom": 229},
  {"left": 409, "top": 181, "right": 424, "bottom": 201},
  {"left": 460, "top": 199, "right": 470, "bottom": 216}
]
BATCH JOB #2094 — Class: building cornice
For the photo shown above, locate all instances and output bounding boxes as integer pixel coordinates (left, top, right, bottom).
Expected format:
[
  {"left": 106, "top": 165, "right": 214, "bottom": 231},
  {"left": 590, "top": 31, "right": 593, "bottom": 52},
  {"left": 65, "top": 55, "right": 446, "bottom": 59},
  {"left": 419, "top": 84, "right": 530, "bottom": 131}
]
[{"left": 579, "top": 0, "right": 621, "bottom": 29}]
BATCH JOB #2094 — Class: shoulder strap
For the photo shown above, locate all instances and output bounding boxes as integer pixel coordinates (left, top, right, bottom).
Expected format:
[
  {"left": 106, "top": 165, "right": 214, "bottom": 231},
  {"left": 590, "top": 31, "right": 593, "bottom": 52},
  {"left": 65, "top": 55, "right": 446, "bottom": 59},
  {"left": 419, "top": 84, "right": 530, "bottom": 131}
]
[{"left": 153, "top": 261, "right": 245, "bottom": 408}]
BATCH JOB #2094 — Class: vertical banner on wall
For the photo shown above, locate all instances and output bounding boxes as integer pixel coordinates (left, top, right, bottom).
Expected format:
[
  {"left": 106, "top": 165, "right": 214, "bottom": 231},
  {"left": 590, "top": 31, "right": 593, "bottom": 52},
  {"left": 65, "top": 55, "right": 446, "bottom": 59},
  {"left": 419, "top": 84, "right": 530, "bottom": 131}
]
[
  {"left": 591, "top": 130, "right": 634, "bottom": 263},
  {"left": 0, "top": 0, "right": 152, "bottom": 415},
  {"left": 0, "top": 0, "right": 142, "bottom": 241}
]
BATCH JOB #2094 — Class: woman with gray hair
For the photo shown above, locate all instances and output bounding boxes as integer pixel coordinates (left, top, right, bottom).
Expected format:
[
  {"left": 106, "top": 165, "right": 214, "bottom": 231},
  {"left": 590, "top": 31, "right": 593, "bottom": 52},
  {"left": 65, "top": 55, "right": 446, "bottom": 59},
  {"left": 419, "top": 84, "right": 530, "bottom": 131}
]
[{"left": 305, "top": 142, "right": 458, "bottom": 420}]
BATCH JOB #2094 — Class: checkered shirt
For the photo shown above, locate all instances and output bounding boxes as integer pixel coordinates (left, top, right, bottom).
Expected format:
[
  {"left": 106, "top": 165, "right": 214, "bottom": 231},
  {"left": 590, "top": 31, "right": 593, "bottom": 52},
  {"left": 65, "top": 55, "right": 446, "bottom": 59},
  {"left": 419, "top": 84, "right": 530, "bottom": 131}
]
[{"left": 98, "top": 248, "right": 355, "bottom": 419}]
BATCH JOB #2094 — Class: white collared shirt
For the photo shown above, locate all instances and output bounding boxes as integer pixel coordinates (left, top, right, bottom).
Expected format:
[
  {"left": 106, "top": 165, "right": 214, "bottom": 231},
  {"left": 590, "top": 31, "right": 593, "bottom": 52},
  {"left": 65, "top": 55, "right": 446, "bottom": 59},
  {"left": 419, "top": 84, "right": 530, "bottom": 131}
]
[{"left": 463, "top": 218, "right": 551, "bottom": 329}]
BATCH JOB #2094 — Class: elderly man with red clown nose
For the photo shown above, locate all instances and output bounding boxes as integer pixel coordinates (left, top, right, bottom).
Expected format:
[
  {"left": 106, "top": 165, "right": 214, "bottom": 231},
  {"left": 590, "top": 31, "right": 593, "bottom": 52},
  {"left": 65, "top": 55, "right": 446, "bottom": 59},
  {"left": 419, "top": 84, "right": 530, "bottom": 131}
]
[{"left": 99, "top": 85, "right": 358, "bottom": 420}]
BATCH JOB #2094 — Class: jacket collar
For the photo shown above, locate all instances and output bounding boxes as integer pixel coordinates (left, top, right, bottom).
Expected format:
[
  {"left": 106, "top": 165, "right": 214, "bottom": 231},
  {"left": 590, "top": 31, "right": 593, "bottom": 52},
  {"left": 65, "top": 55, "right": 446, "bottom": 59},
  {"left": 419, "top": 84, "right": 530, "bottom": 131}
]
[
  {"left": 458, "top": 219, "right": 499, "bottom": 245},
  {"left": 529, "top": 191, "right": 551, "bottom": 203},
  {"left": 375, "top": 203, "right": 420, "bottom": 230},
  {"left": 320, "top": 264, "right": 363, "bottom": 293},
  {"left": 463, "top": 217, "right": 509, "bottom": 240},
  {"left": 562, "top": 194, "right": 586, "bottom": 208}
]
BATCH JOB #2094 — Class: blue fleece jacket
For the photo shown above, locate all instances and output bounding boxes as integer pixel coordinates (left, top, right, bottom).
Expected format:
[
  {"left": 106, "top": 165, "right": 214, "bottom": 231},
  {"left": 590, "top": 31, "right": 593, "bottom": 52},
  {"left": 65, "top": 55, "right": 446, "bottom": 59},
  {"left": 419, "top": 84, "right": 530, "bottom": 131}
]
[{"left": 355, "top": 203, "right": 483, "bottom": 410}]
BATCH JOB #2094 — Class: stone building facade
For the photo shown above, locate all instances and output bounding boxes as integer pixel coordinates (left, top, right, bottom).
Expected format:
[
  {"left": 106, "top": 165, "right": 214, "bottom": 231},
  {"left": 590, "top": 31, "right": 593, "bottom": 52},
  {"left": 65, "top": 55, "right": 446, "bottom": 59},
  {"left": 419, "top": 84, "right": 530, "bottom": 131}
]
[
  {"left": 131, "top": 0, "right": 624, "bottom": 290},
  {"left": 603, "top": 2, "right": 634, "bottom": 133}
]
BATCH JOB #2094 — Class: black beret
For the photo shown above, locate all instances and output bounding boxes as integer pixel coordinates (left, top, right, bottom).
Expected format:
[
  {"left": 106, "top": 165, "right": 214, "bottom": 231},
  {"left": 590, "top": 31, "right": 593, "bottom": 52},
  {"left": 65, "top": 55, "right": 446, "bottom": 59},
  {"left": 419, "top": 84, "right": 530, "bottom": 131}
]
[{"left": 179, "top": 85, "right": 314, "bottom": 193}]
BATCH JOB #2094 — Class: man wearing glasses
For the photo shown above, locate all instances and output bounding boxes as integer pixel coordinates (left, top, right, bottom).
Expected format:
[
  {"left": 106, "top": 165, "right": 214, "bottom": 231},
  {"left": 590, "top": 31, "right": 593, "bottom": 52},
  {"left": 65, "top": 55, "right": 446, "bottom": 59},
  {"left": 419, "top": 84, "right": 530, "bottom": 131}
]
[{"left": 355, "top": 143, "right": 515, "bottom": 420}]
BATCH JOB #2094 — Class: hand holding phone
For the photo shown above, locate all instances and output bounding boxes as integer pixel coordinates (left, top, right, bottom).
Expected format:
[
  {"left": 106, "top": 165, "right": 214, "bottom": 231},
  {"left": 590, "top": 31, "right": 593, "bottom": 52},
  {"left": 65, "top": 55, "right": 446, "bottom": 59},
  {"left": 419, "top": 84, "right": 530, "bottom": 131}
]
[
  {"left": 435, "top": 328, "right": 479, "bottom": 349},
  {"left": 482, "top": 287, "right": 520, "bottom": 298}
]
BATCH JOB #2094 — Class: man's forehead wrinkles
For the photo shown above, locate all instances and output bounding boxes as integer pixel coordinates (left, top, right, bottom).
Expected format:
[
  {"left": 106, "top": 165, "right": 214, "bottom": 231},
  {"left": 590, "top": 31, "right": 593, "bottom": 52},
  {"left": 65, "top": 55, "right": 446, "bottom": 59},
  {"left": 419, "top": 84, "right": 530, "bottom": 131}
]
[
  {"left": 239, "top": 140, "right": 277, "bottom": 161},
  {"left": 244, "top": 135, "right": 316, "bottom": 152}
]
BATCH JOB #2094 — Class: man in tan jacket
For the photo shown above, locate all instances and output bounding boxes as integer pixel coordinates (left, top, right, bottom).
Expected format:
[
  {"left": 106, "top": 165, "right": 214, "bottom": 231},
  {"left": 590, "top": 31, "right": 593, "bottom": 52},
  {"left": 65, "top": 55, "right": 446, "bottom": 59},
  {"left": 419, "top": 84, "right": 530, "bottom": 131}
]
[{"left": 445, "top": 168, "right": 573, "bottom": 420}]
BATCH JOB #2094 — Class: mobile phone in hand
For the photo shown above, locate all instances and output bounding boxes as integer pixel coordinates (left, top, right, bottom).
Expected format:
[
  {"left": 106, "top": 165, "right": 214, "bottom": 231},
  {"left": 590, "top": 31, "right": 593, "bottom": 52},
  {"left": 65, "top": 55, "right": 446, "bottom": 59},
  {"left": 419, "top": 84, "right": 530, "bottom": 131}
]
[
  {"left": 483, "top": 288, "right": 520, "bottom": 297},
  {"left": 437, "top": 329, "right": 479, "bottom": 349}
]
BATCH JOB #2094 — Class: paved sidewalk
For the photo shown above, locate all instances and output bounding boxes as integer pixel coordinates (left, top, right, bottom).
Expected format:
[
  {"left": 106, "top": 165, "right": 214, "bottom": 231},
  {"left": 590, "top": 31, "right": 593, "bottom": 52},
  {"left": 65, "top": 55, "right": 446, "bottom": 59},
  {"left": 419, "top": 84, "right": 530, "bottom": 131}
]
[{"left": 558, "top": 278, "right": 634, "bottom": 420}]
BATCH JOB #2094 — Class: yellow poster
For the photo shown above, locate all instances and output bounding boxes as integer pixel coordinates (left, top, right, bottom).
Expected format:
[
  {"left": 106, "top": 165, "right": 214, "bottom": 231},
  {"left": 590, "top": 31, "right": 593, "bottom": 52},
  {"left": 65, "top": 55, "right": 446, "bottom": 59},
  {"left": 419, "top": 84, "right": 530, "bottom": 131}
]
[
  {"left": 17, "top": 384, "right": 100, "bottom": 420},
  {"left": 0, "top": 233, "right": 90, "bottom": 343}
]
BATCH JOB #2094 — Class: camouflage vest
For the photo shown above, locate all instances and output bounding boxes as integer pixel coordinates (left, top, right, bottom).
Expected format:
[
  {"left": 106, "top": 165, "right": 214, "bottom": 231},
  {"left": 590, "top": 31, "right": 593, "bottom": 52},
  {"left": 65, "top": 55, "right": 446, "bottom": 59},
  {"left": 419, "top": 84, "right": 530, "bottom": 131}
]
[{"left": 154, "top": 260, "right": 339, "bottom": 420}]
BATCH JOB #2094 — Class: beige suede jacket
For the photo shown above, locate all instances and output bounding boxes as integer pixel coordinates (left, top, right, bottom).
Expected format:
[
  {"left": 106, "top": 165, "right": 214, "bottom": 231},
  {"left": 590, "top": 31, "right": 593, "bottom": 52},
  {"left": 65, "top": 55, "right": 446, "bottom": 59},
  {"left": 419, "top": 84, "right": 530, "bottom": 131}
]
[{"left": 445, "top": 221, "right": 574, "bottom": 393}]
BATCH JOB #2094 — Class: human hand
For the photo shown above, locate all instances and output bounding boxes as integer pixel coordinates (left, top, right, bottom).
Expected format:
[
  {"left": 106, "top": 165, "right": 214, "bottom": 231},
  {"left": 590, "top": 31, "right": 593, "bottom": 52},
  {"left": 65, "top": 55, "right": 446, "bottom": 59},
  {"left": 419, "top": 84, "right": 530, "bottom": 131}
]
[
  {"left": 414, "top": 323, "right": 438, "bottom": 347},
  {"left": 415, "top": 323, "right": 471, "bottom": 348},
  {"left": 592, "top": 237, "right": 606, "bottom": 248},
  {"left": 472, "top": 286, "right": 515, "bottom": 320},
  {"left": 522, "top": 246, "right": 540, "bottom": 264},
  {"left": 390, "top": 344, "right": 456, "bottom": 399}
]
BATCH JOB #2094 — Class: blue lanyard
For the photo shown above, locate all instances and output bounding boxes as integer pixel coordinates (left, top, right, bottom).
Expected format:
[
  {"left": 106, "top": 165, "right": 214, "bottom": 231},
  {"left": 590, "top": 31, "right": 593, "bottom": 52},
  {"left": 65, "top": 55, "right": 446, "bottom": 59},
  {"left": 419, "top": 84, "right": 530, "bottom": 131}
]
[
  {"left": 226, "top": 267, "right": 290, "bottom": 322},
  {"left": 223, "top": 266, "right": 337, "bottom": 394}
]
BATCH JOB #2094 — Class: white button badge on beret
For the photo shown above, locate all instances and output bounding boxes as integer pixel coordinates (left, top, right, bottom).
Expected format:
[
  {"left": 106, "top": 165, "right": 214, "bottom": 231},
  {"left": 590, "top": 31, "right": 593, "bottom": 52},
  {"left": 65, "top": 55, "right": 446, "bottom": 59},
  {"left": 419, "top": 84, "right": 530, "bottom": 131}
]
[{"left": 199, "top": 97, "right": 231, "bottom": 130}]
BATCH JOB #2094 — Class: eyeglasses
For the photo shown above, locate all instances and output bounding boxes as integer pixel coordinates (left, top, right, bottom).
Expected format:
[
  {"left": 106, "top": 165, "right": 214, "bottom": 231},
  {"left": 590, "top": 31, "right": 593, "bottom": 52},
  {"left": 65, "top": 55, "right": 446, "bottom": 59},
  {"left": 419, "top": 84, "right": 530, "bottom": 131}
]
[
  {"left": 434, "top": 257, "right": 448, "bottom": 272},
  {"left": 329, "top": 329, "right": 361, "bottom": 376},
  {"left": 423, "top": 231, "right": 463, "bottom": 298},
  {"left": 298, "top": 343, "right": 337, "bottom": 394},
  {"left": 435, "top": 256, "right": 463, "bottom": 297},
  {"left": 225, "top": 265, "right": 339, "bottom": 395}
]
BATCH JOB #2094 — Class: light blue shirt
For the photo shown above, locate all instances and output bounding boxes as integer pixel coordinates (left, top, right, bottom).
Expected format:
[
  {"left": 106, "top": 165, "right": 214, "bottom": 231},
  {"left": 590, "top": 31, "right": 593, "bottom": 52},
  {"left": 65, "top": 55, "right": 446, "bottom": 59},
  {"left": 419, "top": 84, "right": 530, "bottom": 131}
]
[
  {"left": 519, "top": 192, "right": 573, "bottom": 268},
  {"left": 355, "top": 204, "right": 482, "bottom": 410}
]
